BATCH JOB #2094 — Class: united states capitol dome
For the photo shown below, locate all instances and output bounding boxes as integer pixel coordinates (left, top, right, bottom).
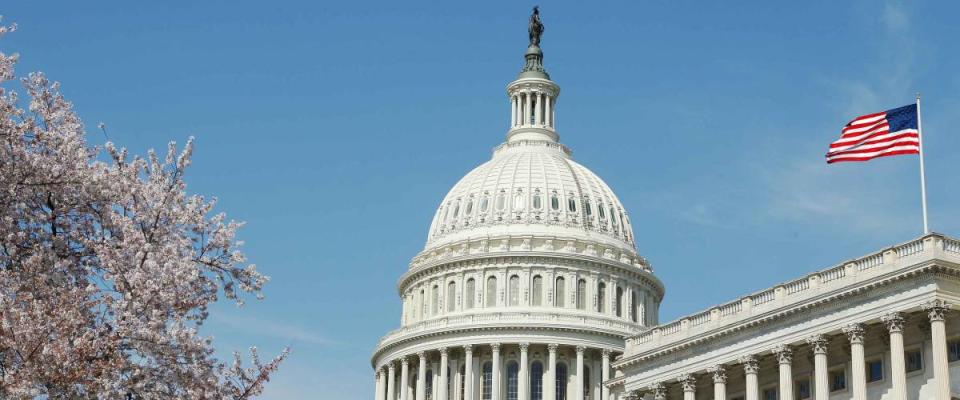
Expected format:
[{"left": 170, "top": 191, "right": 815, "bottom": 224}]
[{"left": 424, "top": 37, "right": 637, "bottom": 258}]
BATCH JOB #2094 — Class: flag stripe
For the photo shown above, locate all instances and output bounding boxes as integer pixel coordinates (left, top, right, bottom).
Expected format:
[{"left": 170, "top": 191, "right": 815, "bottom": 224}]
[
  {"left": 827, "top": 136, "right": 920, "bottom": 157},
  {"left": 827, "top": 147, "right": 919, "bottom": 163},
  {"left": 829, "top": 130, "right": 918, "bottom": 150}
]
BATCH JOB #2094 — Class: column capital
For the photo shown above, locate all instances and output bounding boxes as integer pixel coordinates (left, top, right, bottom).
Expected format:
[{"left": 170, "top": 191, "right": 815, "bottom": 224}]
[
  {"left": 806, "top": 334, "right": 829, "bottom": 355},
  {"left": 649, "top": 382, "right": 668, "bottom": 400},
  {"left": 677, "top": 374, "right": 697, "bottom": 392},
  {"left": 843, "top": 323, "right": 866, "bottom": 344},
  {"left": 923, "top": 299, "right": 952, "bottom": 322},
  {"left": 739, "top": 355, "right": 759, "bottom": 374},
  {"left": 602, "top": 348, "right": 612, "bottom": 357},
  {"left": 576, "top": 345, "right": 586, "bottom": 354},
  {"left": 547, "top": 343, "right": 559, "bottom": 353},
  {"left": 882, "top": 312, "right": 906, "bottom": 333},
  {"left": 707, "top": 365, "right": 727, "bottom": 383},
  {"left": 388, "top": 363, "right": 396, "bottom": 371},
  {"left": 402, "top": 356, "right": 410, "bottom": 366},
  {"left": 519, "top": 343, "right": 530, "bottom": 352},
  {"left": 438, "top": 347, "right": 448, "bottom": 356},
  {"left": 772, "top": 344, "right": 793, "bottom": 364},
  {"left": 463, "top": 345, "right": 473, "bottom": 354},
  {"left": 491, "top": 343, "right": 501, "bottom": 352},
  {"left": 418, "top": 351, "right": 426, "bottom": 360}
]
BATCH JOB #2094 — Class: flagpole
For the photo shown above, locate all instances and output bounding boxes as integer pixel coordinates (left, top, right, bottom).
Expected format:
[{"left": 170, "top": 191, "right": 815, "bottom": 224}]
[{"left": 916, "top": 93, "right": 930, "bottom": 234}]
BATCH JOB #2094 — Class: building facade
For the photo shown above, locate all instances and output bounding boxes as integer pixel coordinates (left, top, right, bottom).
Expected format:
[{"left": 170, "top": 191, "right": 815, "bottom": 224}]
[{"left": 372, "top": 13, "right": 960, "bottom": 400}]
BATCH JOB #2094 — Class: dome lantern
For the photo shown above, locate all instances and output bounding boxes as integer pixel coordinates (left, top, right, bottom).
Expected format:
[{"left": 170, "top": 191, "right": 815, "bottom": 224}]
[{"left": 506, "top": 7, "right": 561, "bottom": 143}]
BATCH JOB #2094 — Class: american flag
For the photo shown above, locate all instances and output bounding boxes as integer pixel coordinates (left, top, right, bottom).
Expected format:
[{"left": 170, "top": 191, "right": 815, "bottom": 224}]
[{"left": 826, "top": 104, "right": 920, "bottom": 163}]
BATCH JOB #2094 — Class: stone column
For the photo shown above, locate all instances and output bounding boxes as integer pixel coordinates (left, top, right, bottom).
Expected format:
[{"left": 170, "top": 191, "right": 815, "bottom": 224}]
[
  {"left": 843, "top": 323, "right": 866, "bottom": 400},
  {"left": 773, "top": 345, "right": 793, "bottom": 400},
  {"left": 601, "top": 349, "right": 611, "bottom": 400},
  {"left": 464, "top": 346, "right": 474, "bottom": 400},
  {"left": 709, "top": 365, "right": 726, "bottom": 400},
  {"left": 388, "top": 363, "right": 397, "bottom": 400},
  {"left": 400, "top": 358, "right": 411, "bottom": 400},
  {"left": 511, "top": 96, "right": 518, "bottom": 127},
  {"left": 740, "top": 355, "right": 759, "bottom": 400},
  {"left": 545, "top": 95, "right": 552, "bottom": 127},
  {"left": 525, "top": 92, "right": 532, "bottom": 126},
  {"left": 924, "top": 300, "right": 952, "bottom": 400},
  {"left": 650, "top": 382, "right": 667, "bottom": 400},
  {"left": 417, "top": 353, "right": 427, "bottom": 400},
  {"left": 519, "top": 344, "right": 530, "bottom": 400},
  {"left": 576, "top": 346, "right": 585, "bottom": 400},
  {"left": 678, "top": 374, "right": 696, "bottom": 400},
  {"left": 376, "top": 369, "right": 385, "bottom": 400},
  {"left": 806, "top": 335, "right": 829, "bottom": 400},
  {"left": 546, "top": 344, "right": 558, "bottom": 400},
  {"left": 492, "top": 343, "right": 502, "bottom": 400},
  {"left": 439, "top": 348, "right": 449, "bottom": 400},
  {"left": 882, "top": 313, "right": 907, "bottom": 400},
  {"left": 536, "top": 93, "right": 543, "bottom": 125}
]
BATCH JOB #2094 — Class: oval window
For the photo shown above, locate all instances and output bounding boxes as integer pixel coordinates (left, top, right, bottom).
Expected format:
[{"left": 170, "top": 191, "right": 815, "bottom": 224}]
[{"left": 480, "top": 196, "right": 489, "bottom": 212}]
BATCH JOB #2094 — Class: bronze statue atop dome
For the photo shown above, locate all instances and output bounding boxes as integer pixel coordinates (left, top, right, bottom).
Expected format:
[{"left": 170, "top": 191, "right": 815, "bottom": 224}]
[{"left": 528, "top": 6, "right": 544, "bottom": 46}]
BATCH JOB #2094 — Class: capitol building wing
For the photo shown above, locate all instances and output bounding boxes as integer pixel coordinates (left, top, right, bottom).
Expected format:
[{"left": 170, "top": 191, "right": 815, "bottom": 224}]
[{"left": 372, "top": 11, "right": 960, "bottom": 400}]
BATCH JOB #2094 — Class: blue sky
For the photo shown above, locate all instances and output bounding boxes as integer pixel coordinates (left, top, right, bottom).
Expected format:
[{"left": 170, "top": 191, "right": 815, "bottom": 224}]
[{"left": 4, "top": 1, "right": 960, "bottom": 398}]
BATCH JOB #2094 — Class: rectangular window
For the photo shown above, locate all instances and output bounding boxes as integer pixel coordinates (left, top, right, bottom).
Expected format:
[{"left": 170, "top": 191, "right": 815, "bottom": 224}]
[
  {"left": 949, "top": 340, "right": 960, "bottom": 362},
  {"left": 906, "top": 350, "right": 923, "bottom": 372},
  {"left": 829, "top": 369, "right": 846, "bottom": 392},
  {"left": 795, "top": 378, "right": 811, "bottom": 399},
  {"left": 867, "top": 359, "right": 883, "bottom": 382},
  {"left": 762, "top": 388, "right": 777, "bottom": 400}
]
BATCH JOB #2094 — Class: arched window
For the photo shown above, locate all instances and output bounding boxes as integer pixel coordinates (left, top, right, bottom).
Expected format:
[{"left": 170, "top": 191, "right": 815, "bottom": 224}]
[
  {"left": 551, "top": 193, "right": 559, "bottom": 210},
  {"left": 597, "top": 282, "right": 606, "bottom": 313},
  {"left": 598, "top": 204, "right": 606, "bottom": 219},
  {"left": 556, "top": 363, "right": 568, "bottom": 400},
  {"left": 426, "top": 370, "right": 434, "bottom": 400},
  {"left": 496, "top": 191, "right": 506, "bottom": 211},
  {"left": 576, "top": 279, "right": 587, "bottom": 310},
  {"left": 419, "top": 288, "right": 425, "bottom": 319},
  {"left": 583, "top": 366, "right": 592, "bottom": 400},
  {"left": 584, "top": 199, "right": 592, "bottom": 216},
  {"left": 532, "top": 275, "right": 543, "bottom": 306},
  {"left": 431, "top": 285, "right": 440, "bottom": 316},
  {"left": 567, "top": 196, "right": 577, "bottom": 212},
  {"left": 530, "top": 361, "right": 544, "bottom": 400},
  {"left": 480, "top": 195, "right": 489, "bottom": 213},
  {"left": 555, "top": 277, "right": 566, "bottom": 307},
  {"left": 446, "top": 282, "right": 456, "bottom": 313},
  {"left": 630, "top": 290, "right": 638, "bottom": 322},
  {"left": 465, "top": 278, "right": 475, "bottom": 309},
  {"left": 486, "top": 276, "right": 497, "bottom": 307},
  {"left": 508, "top": 275, "right": 520, "bottom": 306},
  {"left": 482, "top": 362, "right": 493, "bottom": 400},
  {"left": 533, "top": 191, "right": 542, "bottom": 210},
  {"left": 465, "top": 198, "right": 473, "bottom": 216},
  {"left": 615, "top": 287, "right": 623, "bottom": 317},
  {"left": 507, "top": 361, "right": 519, "bottom": 400},
  {"left": 452, "top": 200, "right": 461, "bottom": 219}
]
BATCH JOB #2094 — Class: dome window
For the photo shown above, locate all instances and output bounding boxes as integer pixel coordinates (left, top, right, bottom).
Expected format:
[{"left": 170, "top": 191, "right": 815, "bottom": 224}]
[
  {"left": 465, "top": 198, "right": 473, "bottom": 215},
  {"left": 584, "top": 199, "right": 592, "bottom": 216},
  {"left": 442, "top": 206, "right": 449, "bottom": 222},
  {"left": 532, "top": 191, "right": 542, "bottom": 210},
  {"left": 513, "top": 191, "right": 525, "bottom": 210},
  {"left": 598, "top": 204, "right": 606, "bottom": 219},
  {"left": 495, "top": 191, "right": 506, "bottom": 211},
  {"left": 452, "top": 201, "right": 461, "bottom": 219},
  {"left": 567, "top": 197, "right": 576, "bottom": 212},
  {"left": 550, "top": 194, "right": 559, "bottom": 211},
  {"left": 609, "top": 207, "right": 617, "bottom": 226},
  {"left": 480, "top": 195, "right": 489, "bottom": 213}
]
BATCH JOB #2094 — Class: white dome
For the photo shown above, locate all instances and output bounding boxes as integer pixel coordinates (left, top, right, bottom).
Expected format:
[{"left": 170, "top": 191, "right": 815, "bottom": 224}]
[{"left": 426, "top": 138, "right": 636, "bottom": 254}]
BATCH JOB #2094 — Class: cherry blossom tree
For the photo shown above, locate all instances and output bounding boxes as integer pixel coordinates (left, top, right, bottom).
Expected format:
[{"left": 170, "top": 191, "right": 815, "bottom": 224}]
[{"left": 0, "top": 23, "right": 286, "bottom": 398}]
